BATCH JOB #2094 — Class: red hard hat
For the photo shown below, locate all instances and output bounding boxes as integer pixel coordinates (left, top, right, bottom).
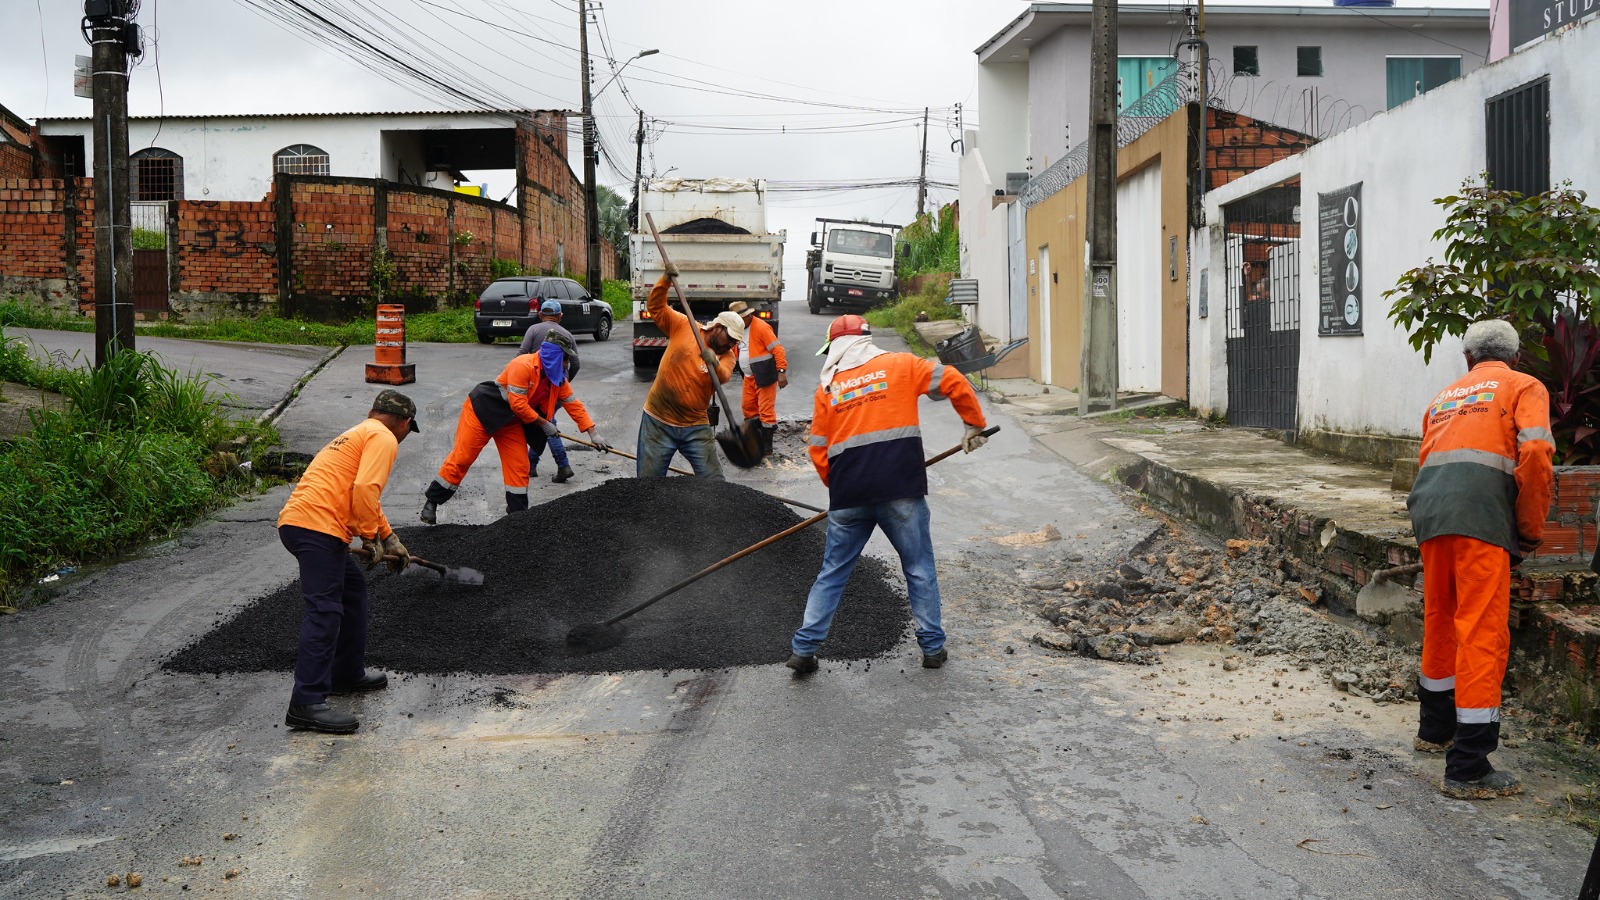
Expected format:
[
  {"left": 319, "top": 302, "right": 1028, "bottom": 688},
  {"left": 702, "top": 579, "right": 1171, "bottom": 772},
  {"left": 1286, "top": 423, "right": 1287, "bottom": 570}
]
[{"left": 827, "top": 314, "right": 870, "bottom": 343}]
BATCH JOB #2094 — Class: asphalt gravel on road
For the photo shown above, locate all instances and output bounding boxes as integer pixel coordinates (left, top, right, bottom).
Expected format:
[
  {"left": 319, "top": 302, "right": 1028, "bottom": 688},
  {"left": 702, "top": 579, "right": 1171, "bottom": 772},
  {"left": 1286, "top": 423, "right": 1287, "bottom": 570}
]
[{"left": 165, "top": 478, "right": 908, "bottom": 675}]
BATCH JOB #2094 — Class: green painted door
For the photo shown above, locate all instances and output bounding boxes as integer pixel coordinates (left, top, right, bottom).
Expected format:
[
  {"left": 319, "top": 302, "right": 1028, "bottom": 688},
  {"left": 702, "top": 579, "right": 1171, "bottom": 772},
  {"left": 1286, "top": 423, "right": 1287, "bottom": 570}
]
[{"left": 1118, "top": 57, "right": 1178, "bottom": 112}]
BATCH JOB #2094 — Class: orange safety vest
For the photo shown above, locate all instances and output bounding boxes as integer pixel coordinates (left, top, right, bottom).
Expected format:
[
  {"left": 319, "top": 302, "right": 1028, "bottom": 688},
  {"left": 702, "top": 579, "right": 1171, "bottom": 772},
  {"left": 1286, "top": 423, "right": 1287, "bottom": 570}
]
[
  {"left": 643, "top": 277, "right": 737, "bottom": 427},
  {"left": 467, "top": 352, "right": 595, "bottom": 435},
  {"left": 808, "top": 351, "right": 986, "bottom": 509},
  {"left": 742, "top": 316, "right": 787, "bottom": 386},
  {"left": 1407, "top": 360, "right": 1553, "bottom": 555}
]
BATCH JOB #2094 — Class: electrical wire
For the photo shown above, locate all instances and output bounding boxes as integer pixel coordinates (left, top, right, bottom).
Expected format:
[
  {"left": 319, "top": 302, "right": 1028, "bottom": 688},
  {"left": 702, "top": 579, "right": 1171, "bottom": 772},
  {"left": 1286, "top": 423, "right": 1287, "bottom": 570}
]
[{"left": 34, "top": 0, "right": 49, "bottom": 118}]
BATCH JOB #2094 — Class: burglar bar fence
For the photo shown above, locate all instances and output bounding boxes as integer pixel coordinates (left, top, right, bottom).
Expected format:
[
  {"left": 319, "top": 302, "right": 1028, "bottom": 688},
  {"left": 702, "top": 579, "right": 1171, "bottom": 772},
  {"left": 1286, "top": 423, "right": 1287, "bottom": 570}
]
[{"left": 1223, "top": 179, "right": 1302, "bottom": 432}]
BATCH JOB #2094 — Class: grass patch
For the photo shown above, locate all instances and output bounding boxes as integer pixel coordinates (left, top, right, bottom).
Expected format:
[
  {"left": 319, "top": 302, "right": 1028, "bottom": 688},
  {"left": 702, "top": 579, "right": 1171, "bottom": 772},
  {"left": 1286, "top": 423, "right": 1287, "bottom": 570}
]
[
  {"left": 601, "top": 279, "right": 631, "bottom": 321},
  {"left": 0, "top": 299, "right": 479, "bottom": 346},
  {"left": 0, "top": 337, "right": 271, "bottom": 607},
  {"left": 864, "top": 279, "right": 963, "bottom": 354}
]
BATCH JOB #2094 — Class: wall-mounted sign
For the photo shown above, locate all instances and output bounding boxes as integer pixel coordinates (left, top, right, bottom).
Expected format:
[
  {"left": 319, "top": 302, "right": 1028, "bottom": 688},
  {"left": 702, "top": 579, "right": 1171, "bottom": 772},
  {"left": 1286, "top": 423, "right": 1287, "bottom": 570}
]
[
  {"left": 1510, "top": 0, "right": 1599, "bottom": 49},
  {"left": 1318, "top": 182, "right": 1363, "bottom": 336}
]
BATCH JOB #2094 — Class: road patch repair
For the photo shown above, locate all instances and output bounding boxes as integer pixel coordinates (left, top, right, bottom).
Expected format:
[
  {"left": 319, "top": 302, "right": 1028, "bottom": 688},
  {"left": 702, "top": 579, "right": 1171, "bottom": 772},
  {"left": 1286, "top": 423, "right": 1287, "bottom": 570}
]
[{"left": 165, "top": 478, "right": 907, "bottom": 675}]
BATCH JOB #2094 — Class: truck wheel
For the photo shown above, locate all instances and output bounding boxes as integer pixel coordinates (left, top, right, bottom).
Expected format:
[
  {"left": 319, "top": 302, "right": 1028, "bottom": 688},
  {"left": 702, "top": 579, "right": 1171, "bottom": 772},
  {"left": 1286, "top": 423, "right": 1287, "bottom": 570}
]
[{"left": 808, "top": 291, "right": 825, "bottom": 315}]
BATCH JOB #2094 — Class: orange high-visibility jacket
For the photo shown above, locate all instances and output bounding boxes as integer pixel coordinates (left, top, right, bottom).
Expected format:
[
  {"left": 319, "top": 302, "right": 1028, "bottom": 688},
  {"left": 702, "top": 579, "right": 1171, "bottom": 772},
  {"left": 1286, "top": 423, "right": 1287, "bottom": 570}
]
[
  {"left": 466, "top": 352, "right": 595, "bottom": 436},
  {"left": 808, "top": 352, "right": 986, "bottom": 509},
  {"left": 643, "top": 277, "right": 737, "bottom": 427},
  {"left": 277, "top": 417, "right": 398, "bottom": 542},
  {"left": 743, "top": 315, "right": 787, "bottom": 380},
  {"left": 1407, "top": 360, "right": 1554, "bottom": 555}
]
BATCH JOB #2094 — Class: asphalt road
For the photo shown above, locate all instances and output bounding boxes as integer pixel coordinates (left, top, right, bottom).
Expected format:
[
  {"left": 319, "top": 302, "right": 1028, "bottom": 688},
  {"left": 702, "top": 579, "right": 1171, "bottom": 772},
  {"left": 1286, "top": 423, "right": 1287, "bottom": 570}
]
[{"left": 0, "top": 304, "right": 1592, "bottom": 898}]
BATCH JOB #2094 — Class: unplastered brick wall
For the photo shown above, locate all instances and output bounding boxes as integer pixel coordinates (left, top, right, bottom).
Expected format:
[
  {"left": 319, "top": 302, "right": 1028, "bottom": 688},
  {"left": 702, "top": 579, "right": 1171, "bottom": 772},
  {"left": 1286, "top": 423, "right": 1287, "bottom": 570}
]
[
  {"left": 384, "top": 189, "right": 450, "bottom": 300},
  {"left": 492, "top": 206, "right": 521, "bottom": 264},
  {"left": 176, "top": 199, "right": 276, "bottom": 298},
  {"left": 290, "top": 180, "right": 376, "bottom": 300},
  {"left": 452, "top": 200, "right": 494, "bottom": 297},
  {"left": 0, "top": 177, "right": 91, "bottom": 308},
  {"left": 0, "top": 142, "right": 32, "bottom": 179},
  {"left": 1206, "top": 109, "right": 1316, "bottom": 190}
]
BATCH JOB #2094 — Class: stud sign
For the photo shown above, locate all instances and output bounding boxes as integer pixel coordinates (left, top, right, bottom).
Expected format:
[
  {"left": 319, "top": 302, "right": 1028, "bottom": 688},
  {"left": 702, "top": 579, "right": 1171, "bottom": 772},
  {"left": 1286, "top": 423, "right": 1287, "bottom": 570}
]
[{"left": 1318, "top": 182, "right": 1362, "bottom": 337}]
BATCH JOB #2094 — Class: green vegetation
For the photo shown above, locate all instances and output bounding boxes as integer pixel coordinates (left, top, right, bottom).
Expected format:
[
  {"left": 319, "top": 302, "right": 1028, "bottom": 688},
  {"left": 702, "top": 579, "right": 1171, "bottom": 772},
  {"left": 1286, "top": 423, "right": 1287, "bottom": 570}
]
[
  {"left": 1387, "top": 181, "right": 1600, "bottom": 463},
  {"left": 897, "top": 204, "right": 959, "bottom": 279},
  {"left": 0, "top": 299, "right": 475, "bottom": 345},
  {"left": 0, "top": 336, "right": 270, "bottom": 607},
  {"left": 131, "top": 227, "right": 166, "bottom": 250},
  {"left": 865, "top": 278, "right": 962, "bottom": 353},
  {"left": 601, "top": 279, "right": 631, "bottom": 320}
]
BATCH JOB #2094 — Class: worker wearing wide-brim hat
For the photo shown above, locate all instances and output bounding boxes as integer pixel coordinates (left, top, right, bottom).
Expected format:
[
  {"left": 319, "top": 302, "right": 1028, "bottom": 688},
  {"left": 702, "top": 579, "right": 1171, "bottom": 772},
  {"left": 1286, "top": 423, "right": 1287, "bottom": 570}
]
[
  {"left": 276, "top": 389, "right": 418, "bottom": 735},
  {"left": 636, "top": 270, "right": 745, "bottom": 478},
  {"left": 729, "top": 300, "right": 787, "bottom": 457}
]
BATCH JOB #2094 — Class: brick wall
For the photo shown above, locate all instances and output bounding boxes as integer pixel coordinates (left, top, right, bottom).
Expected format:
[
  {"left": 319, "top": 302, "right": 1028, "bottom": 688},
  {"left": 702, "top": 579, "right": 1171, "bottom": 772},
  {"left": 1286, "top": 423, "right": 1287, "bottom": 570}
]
[
  {"left": 175, "top": 199, "right": 277, "bottom": 305},
  {"left": 0, "top": 178, "right": 90, "bottom": 309},
  {"left": 384, "top": 189, "right": 451, "bottom": 300},
  {"left": 284, "top": 180, "right": 376, "bottom": 319},
  {"left": 452, "top": 200, "right": 494, "bottom": 300},
  {"left": 0, "top": 143, "right": 31, "bottom": 179},
  {"left": 1206, "top": 109, "right": 1316, "bottom": 190}
]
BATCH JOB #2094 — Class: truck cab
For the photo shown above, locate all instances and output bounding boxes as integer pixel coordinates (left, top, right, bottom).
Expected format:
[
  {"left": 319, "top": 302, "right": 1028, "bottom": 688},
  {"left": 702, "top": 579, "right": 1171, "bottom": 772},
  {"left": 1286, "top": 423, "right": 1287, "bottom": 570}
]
[{"left": 806, "top": 219, "right": 903, "bottom": 314}]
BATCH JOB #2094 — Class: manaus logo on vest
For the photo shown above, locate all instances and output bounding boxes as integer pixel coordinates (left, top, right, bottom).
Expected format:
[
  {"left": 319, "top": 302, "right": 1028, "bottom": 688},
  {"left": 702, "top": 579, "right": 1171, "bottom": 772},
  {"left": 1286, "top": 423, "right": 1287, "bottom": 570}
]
[{"left": 829, "top": 369, "right": 889, "bottom": 406}]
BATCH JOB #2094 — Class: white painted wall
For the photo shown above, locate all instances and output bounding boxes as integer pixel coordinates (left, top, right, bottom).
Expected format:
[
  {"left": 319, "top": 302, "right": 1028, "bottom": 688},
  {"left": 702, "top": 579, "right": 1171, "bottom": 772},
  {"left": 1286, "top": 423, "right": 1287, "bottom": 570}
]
[
  {"left": 959, "top": 133, "right": 1016, "bottom": 341},
  {"left": 976, "top": 61, "right": 1029, "bottom": 182},
  {"left": 1194, "top": 16, "right": 1600, "bottom": 437},
  {"left": 38, "top": 111, "right": 524, "bottom": 202}
]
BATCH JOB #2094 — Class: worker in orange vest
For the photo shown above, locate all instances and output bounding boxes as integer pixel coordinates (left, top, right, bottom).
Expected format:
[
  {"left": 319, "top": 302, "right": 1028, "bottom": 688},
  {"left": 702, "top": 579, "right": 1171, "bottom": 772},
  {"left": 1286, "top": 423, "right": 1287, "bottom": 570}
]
[
  {"left": 637, "top": 270, "right": 744, "bottom": 478},
  {"left": 420, "top": 341, "right": 608, "bottom": 523},
  {"left": 786, "top": 315, "right": 988, "bottom": 676},
  {"left": 730, "top": 300, "right": 787, "bottom": 456},
  {"left": 1408, "top": 319, "right": 1553, "bottom": 799},
  {"left": 277, "top": 389, "right": 417, "bottom": 734}
]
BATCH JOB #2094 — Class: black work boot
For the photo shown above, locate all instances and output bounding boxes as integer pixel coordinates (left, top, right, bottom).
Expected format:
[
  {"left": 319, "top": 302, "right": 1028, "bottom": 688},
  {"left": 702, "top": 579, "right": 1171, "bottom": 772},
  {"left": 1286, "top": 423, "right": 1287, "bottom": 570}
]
[
  {"left": 505, "top": 491, "right": 529, "bottom": 514},
  {"left": 552, "top": 465, "right": 576, "bottom": 483},
  {"left": 285, "top": 703, "right": 359, "bottom": 734},
  {"left": 760, "top": 423, "right": 777, "bottom": 456},
  {"left": 1415, "top": 681, "right": 1457, "bottom": 752},
  {"left": 1444, "top": 721, "right": 1500, "bottom": 784},
  {"left": 785, "top": 653, "right": 818, "bottom": 676},
  {"left": 421, "top": 480, "right": 454, "bottom": 524}
]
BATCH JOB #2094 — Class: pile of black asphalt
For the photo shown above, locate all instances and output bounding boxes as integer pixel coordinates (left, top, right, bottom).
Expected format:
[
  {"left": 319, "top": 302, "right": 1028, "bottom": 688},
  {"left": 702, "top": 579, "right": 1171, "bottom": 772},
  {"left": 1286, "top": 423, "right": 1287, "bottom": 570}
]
[
  {"left": 165, "top": 478, "right": 909, "bottom": 676},
  {"left": 660, "top": 217, "right": 750, "bottom": 235}
]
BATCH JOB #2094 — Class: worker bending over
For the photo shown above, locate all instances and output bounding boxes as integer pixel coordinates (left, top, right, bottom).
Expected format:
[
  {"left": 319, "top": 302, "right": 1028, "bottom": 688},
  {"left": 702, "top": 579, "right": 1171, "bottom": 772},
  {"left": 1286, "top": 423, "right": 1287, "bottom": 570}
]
[
  {"left": 277, "top": 389, "right": 417, "bottom": 734},
  {"left": 787, "top": 315, "right": 988, "bottom": 676},
  {"left": 637, "top": 269, "right": 744, "bottom": 478},
  {"left": 731, "top": 300, "right": 787, "bottom": 457},
  {"left": 421, "top": 341, "right": 608, "bottom": 523},
  {"left": 1408, "top": 319, "right": 1553, "bottom": 799}
]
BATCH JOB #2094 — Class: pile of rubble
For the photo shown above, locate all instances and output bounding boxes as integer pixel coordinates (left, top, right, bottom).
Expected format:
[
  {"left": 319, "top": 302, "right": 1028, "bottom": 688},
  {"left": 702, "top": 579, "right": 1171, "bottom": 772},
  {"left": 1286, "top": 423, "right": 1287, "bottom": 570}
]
[{"left": 1024, "top": 526, "right": 1419, "bottom": 700}]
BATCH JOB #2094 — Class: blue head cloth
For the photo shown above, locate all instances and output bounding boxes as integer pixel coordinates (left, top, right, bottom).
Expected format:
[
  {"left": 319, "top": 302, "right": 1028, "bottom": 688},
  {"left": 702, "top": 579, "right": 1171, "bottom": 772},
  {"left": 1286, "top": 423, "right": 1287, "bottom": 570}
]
[{"left": 538, "top": 341, "right": 567, "bottom": 386}]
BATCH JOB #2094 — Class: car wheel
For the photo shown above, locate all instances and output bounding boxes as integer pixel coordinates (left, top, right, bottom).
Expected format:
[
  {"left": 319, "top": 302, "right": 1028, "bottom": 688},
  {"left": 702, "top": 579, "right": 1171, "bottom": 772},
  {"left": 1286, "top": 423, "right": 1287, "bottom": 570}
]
[
  {"left": 593, "top": 314, "right": 612, "bottom": 342},
  {"left": 476, "top": 332, "right": 496, "bottom": 345}
]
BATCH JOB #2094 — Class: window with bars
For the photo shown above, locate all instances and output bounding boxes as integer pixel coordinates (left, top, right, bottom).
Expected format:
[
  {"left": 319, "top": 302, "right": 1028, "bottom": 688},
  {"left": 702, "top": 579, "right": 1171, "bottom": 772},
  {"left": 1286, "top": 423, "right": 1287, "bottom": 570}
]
[
  {"left": 274, "top": 144, "right": 331, "bottom": 176},
  {"left": 1486, "top": 78, "right": 1550, "bottom": 199},
  {"left": 130, "top": 148, "right": 182, "bottom": 201},
  {"left": 1233, "top": 46, "right": 1260, "bottom": 76}
]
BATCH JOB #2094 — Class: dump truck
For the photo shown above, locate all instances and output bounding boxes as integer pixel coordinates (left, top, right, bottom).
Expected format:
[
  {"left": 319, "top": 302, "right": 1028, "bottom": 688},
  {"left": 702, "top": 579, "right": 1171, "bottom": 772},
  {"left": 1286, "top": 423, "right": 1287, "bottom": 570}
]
[
  {"left": 630, "top": 178, "right": 786, "bottom": 370},
  {"left": 805, "top": 218, "right": 904, "bottom": 314}
]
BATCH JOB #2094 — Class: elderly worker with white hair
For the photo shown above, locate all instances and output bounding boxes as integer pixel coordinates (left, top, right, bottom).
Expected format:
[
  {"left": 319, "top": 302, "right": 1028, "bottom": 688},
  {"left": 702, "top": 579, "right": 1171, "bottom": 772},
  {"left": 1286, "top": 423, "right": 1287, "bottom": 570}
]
[{"left": 1407, "top": 318, "right": 1553, "bottom": 799}]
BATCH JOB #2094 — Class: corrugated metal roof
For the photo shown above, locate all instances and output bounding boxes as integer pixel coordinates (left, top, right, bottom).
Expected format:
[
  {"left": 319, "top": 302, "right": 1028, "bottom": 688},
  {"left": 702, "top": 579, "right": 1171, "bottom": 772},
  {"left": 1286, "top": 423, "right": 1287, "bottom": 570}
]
[{"left": 36, "top": 108, "right": 568, "bottom": 123}]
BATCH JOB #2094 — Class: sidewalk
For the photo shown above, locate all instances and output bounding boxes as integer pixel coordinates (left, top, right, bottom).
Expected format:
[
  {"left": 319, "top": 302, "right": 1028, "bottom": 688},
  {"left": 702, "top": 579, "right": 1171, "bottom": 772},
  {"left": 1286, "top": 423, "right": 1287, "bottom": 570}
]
[{"left": 986, "top": 374, "right": 1600, "bottom": 700}]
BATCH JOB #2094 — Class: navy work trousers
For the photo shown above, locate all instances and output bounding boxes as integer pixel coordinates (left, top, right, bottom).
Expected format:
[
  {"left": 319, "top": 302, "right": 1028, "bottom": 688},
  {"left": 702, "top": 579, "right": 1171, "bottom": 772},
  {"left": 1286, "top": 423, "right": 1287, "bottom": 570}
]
[{"left": 279, "top": 524, "right": 369, "bottom": 706}]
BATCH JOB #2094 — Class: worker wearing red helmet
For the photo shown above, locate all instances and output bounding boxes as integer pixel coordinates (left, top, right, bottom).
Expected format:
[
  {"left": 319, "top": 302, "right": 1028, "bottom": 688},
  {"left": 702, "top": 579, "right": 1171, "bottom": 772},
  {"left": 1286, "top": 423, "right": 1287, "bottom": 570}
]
[{"left": 786, "top": 314, "right": 988, "bottom": 676}]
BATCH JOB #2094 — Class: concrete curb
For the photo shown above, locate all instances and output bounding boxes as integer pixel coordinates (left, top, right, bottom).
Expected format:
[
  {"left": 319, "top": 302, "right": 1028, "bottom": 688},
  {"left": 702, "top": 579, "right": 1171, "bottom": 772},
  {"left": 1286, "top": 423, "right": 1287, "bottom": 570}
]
[{"left": 255, "top": 345, "right": 345, "bottom": 429}]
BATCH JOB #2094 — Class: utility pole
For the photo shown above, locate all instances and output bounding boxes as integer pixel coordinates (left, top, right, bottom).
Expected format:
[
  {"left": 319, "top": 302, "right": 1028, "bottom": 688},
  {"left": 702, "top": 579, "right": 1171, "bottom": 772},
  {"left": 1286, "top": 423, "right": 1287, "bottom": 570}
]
[
  {"left": 579, "top": 0, "right": 602, "bottom": 292},
  {"left": 916, "top": 106, "right": 929, "bottom": 218},
  {"left": 86, "top": 0, "right": 136, "bottom": 364},
  {"left": 1079, "top": 0, "right": 1118, "bottom": 415},
  {"left": 631, "top": 109, "right": 644, "bottom": 230}
]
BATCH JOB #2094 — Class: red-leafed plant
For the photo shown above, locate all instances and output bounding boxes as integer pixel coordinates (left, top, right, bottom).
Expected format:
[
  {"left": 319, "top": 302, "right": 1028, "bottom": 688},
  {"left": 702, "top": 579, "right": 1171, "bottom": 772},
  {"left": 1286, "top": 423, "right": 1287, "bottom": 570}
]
[{"left": 1387, "top": 180, "right": 1600, "bottom": 464}]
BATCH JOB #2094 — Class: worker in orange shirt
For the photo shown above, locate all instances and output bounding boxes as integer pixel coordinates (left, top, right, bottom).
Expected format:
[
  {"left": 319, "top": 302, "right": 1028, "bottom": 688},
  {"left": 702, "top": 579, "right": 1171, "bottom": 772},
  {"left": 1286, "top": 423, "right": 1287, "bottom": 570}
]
[
  {"left": 637, "top": 267, "right": 744, "bottom": 478},
  {"left": 730, "top": 300, "right": 787, "bottom": 456},
  {"left": 786, "top": 315, "right": 988, "bottom": 676},
  {"left": 1408, "top": 319, "right": 1553, "bottom": 799},
  {"left": 420, "top": 341, "right": 608, "bottom": 523},
  {"left": 277, "top": 389, "right": 418, "bottom": 735}
]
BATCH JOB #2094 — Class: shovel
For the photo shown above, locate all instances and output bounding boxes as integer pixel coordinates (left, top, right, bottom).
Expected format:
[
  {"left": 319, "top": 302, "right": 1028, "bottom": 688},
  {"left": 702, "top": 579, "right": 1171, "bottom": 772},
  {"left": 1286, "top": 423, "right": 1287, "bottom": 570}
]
[
  {"left": 351, "top": 547, "right": 485, "bottom": 586},
  {"left": 558, "top": 430, "right": 825, "bottom": 513},
  {"left": 565, "top": 426, "right": 1000, "bottom": 654},
  {"left": 643, "top": 212, "right": 765, "bottom": 469},
  {"left": 1354, "top": 561, "right": 1421, "bottom": 618}
]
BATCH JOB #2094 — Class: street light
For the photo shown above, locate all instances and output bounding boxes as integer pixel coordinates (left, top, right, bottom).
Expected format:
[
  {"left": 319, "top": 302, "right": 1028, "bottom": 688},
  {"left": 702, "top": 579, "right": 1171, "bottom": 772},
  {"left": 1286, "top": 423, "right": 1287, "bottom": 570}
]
[{"left": 583, "top": 46, "right": 657, "bottom": 293}]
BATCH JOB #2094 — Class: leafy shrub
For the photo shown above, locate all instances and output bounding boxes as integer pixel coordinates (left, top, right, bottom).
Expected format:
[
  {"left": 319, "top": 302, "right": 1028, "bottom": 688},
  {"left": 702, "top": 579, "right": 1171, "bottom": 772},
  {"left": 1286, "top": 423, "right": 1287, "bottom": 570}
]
[
  {"left": 1387, "top": 181, "right": 1600, "bottom": 463},
  {"left": 601, "top": 279, "right": 631, "bottom": 320},
  {"left": 866, "top": 277, "right": 963, "bottom": 348},
  {"left": 131, "top": 227, "right": 165, "bottom": 250},
  {"left": 898, "top": 204, "right": 960, "bottom": 279}
]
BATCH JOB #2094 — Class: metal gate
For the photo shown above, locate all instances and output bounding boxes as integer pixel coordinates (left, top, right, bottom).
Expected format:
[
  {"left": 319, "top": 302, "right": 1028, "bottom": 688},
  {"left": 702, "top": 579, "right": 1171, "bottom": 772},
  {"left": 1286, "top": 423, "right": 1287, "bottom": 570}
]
[
  {"left": 1224, "top": 179, "right": 1301, "bottom": 431},
  {"left": 132, "top": 249, "right": 169, "bottom": 315},
  {"left": 1486, "top": 77, "right": 1549, "bottom": 198}
]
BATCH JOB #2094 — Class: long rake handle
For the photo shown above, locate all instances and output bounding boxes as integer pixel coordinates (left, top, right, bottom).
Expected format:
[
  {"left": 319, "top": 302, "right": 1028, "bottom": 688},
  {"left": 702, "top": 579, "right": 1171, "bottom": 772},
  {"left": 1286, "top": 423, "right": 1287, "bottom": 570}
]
[
  {"left": 597, "top": 426, "right": 1000, "bottom": 628},
  {"left": 644, "top": 212, "right": 740, "bottom": 428},
  {"left": 559, "top": 430, "right": 826, "bottom": 513}
]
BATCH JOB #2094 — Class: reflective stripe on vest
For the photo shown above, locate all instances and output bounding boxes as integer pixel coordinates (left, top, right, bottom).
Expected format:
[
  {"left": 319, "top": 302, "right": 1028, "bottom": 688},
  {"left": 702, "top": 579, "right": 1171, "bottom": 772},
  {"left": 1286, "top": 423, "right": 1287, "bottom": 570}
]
[
  {"left": 826, "top": 425, "right": 923, "bottom": 459},
  {"left": 1421, "top": 447, "right": 1514, "bottom": 474},
  {"left": 1457, "top": 706, "right": 1500, "bottom": 724},
  {"left": 1518, "top": 426, "right": 1554, "bottom": 445}
]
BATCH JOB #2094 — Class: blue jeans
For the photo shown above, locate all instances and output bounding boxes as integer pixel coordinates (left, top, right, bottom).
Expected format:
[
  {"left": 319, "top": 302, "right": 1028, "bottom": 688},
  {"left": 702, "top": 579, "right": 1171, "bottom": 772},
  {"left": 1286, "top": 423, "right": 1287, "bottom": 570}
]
[
  {"left": 636, "top": 412, "right": 724, "bottom": 479},
  {"left": 527, "top": 432, "right": 571, "bottom": 473},
  {"left": 791, "top": 496, "right": 944, "bottom": 657}
]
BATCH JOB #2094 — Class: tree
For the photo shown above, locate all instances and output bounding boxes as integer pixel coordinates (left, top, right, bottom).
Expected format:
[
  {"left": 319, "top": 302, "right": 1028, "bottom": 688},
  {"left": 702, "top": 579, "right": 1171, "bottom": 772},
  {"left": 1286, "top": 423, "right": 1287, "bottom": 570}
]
[
  {"left": 597, "top": 185, "right": 630, "bottom": 277},
  {"left": 1386, "top": 180, "right": 1600, "bottom": 463}
]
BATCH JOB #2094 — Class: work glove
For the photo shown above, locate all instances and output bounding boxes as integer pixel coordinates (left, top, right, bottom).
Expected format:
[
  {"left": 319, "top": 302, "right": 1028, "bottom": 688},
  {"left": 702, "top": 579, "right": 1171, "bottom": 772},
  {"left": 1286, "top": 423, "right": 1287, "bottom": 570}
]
[
  {"left": 534, "top": 417, "right": 559, "bottom": 438},
  {"left": 381, "top": 532, "right": 410, "bottom": 573},
  {"left": 962, "top": 424, "right": 989, "bottom": 454},
  {"left": 701, "top": 347, "right": 721, "bottom": 373},
  {"left": 586, "top": 427, "right": 610, "bottom": 452},
  {"left": 358, "top": 535, "right": 385, "bottom": 570},
  {"left": 663, "top": 261, "right": 680, "bottom": 278}
]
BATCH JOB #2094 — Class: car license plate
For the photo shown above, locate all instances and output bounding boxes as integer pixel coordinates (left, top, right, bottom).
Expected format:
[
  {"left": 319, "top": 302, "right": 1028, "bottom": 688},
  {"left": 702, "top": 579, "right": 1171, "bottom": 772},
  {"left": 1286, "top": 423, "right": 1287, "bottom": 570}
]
[
  {"left": 492, "top": 319, "right": 513, "bottom": 327},
  {"left": 847, "top": 289, "right": 863, "bottom": 297}
]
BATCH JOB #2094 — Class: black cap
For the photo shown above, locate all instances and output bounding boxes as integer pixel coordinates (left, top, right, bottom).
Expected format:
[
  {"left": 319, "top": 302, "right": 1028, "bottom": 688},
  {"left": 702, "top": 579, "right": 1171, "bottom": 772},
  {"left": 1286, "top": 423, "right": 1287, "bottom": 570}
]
[{"left": 373, "top": 389, "right": 421, "bottom": 433}]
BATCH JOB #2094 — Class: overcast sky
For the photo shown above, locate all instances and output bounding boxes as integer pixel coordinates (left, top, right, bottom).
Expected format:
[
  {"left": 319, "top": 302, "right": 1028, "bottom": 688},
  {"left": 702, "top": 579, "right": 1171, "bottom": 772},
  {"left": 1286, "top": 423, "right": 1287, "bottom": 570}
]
[{"left": 2, "top": 0, "right": 1485, "bottom": 286}]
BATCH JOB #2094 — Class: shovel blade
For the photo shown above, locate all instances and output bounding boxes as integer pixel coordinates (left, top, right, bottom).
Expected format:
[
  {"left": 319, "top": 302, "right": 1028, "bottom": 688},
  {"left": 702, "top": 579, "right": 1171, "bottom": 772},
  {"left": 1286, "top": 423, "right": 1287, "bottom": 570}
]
[{"left": 717, "top": 418, "right": 766, "bottom": 469}]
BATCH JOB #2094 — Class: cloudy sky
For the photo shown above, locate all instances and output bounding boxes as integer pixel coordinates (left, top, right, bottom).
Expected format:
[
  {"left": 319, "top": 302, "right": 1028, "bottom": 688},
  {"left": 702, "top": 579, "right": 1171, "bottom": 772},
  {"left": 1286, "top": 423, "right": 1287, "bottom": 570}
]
[{"left": 2, "top": 0, "right": 1484, "bottom": 287}]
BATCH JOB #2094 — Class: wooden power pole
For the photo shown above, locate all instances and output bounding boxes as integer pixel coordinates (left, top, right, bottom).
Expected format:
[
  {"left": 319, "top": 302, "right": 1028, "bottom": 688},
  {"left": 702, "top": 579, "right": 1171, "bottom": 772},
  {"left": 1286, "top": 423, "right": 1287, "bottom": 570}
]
[
  {"left": 579, "top": 0, "right": 602, "bottom": 292},
  {"left": 86, "top": 0, "right": 136, "bottom": 364},
  {"left": 1079, "top": 0, "right": 1118, "bottom": 414}
]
